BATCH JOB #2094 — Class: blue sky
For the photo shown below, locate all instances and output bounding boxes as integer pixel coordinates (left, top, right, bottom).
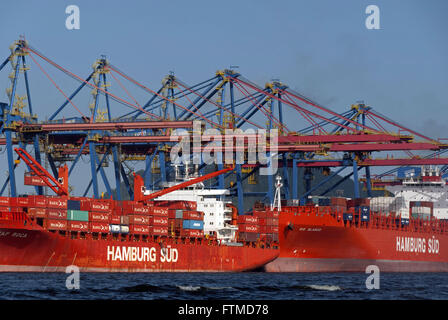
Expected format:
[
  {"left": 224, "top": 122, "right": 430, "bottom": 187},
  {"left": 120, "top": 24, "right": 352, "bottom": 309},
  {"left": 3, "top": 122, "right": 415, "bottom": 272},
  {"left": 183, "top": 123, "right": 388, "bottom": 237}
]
[
  {"left": 1, "top": 0, "right": 447, "bottom": 195},
  {"left": 2, "top": 0, "right": 447, "bottom": 136}
]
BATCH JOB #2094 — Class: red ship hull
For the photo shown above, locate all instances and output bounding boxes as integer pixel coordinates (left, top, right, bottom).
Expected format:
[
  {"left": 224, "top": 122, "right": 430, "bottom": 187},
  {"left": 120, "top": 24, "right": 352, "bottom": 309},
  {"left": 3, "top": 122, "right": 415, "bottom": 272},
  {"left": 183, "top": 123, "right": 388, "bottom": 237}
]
[
  {"left": 0, "top": 225, "right": 278, "bottom": 272},
  {"left": 264, "top": 207, "right": 448, "bottom": 272}
]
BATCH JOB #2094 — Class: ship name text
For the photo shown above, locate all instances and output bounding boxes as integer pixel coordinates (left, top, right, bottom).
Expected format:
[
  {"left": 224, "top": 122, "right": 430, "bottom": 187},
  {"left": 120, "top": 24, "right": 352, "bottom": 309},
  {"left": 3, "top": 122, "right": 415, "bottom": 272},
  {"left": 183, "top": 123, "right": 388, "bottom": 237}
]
[
  {"left": 396, "top": 236, "right": 440, "bottom": 254},
  {"left": 107, "top": 245, "right": 178, "bottom": 263}
]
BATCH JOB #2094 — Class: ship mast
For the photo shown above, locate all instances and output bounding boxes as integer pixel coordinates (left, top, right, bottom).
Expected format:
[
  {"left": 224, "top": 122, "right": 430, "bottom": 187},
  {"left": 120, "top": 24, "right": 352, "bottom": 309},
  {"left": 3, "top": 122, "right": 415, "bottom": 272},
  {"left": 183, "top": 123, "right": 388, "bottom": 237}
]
[{"left": 271, "top": 175, "right": 283, "bottom": 211}]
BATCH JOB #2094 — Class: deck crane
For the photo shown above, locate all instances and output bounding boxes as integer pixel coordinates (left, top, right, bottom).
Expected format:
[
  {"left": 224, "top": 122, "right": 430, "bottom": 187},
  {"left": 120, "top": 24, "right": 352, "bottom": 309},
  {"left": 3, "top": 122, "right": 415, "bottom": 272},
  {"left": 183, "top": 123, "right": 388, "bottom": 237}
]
[{"left": 14, "top": 147, "right": 69, "bottom": 196}]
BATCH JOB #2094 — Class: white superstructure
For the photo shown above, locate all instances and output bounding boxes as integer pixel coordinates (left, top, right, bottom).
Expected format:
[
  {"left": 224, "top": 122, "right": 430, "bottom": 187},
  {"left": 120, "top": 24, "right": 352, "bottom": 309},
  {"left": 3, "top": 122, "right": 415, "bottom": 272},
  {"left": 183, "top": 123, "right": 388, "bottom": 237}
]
[
  {"left": 383, "top": 166, "right": 448, "bottom": 220},
  {"left": 144, "top": 164, "right": 238, "bottom": 242}
]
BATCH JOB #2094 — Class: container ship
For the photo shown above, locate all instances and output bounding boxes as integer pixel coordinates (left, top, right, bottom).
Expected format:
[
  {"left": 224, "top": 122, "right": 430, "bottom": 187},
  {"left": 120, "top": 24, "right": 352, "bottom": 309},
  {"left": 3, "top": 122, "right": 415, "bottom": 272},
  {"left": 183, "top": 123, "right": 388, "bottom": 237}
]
[
  {"left": 264, "top": 167, "right": 448, "bottom": 272},
  {"left": 0, "top": 148, "right": 279, "bottom": 272}
]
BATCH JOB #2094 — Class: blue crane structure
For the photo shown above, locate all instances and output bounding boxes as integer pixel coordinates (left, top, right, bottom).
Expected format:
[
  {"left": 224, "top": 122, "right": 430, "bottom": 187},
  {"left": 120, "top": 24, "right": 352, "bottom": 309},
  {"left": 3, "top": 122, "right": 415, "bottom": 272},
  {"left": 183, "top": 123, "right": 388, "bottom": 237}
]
[{"left": 1, "top": 39, "right": 448, "bottom": 214}]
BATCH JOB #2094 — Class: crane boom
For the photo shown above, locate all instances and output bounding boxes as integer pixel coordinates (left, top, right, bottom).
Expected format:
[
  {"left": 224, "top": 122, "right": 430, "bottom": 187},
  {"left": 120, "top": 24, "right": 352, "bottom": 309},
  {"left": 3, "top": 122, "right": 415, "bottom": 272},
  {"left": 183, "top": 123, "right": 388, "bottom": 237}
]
[
  {"left": 134, "top": 166, "right": 234, "bottom": 202},
  {"left": 14, "top": 147, "right": 68, "bottom": 196}
]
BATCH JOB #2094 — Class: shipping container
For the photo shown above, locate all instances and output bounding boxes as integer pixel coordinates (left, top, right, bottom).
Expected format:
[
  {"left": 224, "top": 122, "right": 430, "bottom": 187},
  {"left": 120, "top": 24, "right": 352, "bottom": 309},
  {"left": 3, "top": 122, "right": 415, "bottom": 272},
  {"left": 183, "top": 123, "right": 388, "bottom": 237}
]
[
  {"left": 181, "top": 229, "right": 204, "bottom": 238},
  {"left": 90, "top": 200, "right": 111, "bottom": 212},
  {"left": 90, "top": 222, "right": 110, "bottom": 233},
  {"left": 67, "top": 209, "right": 89, "bottom": 222},
  {"left": 152, "top": 207, "right": 169, "bottom": 216},
  {"left": 67, "top": 200, "right": 81, "bottom": 211},
  {"left": 151, "top": 216, "right": 169, "bottom": 226},
  {"left": 89, "top": 212, "right": 110, "bottom": 223},
  {"left": 128, "top": 214, "right": 150, "bottom": 225},
  {"left": 28, "top": 207, "right": 46, "bottom": 218},
  {"left": 130, "top": 224, "right": 150, "bottom": 235},
  {"left": 110, "top": 215, "right": 121, "bottom": 224},
  {"left": 182, "top": 220, "right": 204, "bottom": 230},
  {"left": 151, "top": 226, "right": 169, "bottom": 236},
  {"left": 109, "top": 224, "right": 121, "bottom": 233},
  {"left": 69, "top": 221, "right": 89, "bottom": 232},
  {"left": 120, "top": 225, "right": 129, "bottom": 234},
  {"left": 120, "top": 216, "right": 130, "bottom": 225},
  {"left": 343, "top": 213, "right": 353, "bottom": 221},
  {"left": 238, "top": 224, "right": 259, "bottom": 233},
  {"left": 260, "top": 225, "right": 279, "bottom": 233},
  {"left": 237, "top": 215, "right": 259, "bottom": 225},
  {"left": 183, "top": 211, "right": 204, "bottom": 220},
  {"left": 47, "top": 198, "right": 68, "bottom": 209},
  {"left": 238, "top": 232, "right": 259, "bottom": 242},
  {"left": 46, "top": 219, "right": 68, "bottom": 231},
  {"left": 47, "top": 208, "right": 68, "bottom": 220}
]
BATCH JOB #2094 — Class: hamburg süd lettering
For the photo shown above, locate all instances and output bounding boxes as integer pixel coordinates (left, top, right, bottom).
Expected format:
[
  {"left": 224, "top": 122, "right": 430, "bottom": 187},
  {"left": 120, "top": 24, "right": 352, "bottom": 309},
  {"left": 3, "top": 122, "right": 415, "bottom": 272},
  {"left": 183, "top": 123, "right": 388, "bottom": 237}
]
[
  {"left": 107, "top": 245, "right": 178, "bottom": 263},
  {"left": 396, "top": 236, "right": 440, "bottom": 254}
]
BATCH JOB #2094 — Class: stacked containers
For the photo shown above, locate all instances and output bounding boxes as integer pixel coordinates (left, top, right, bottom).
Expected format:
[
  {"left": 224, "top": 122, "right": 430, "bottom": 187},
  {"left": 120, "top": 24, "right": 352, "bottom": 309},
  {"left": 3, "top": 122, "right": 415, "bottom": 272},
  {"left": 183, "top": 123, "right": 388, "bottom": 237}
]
[
  {"left": 330, "top": 197, "right": 347, "bottom": 214},
  {"left": 150, "top": 207, "right": 169, "bottom": 236},
  {"left": 67, "top": 199, "right": 89, "bottom": 232},
  {"left": 127, "top": 202, "right": 150, "bottom": 235},
  {"left": 181, "top": 210, "right": 204, "bottom": 237},
  {"left": 25, "top": 195, "right": 47, "bottom": 218},
  {"left": 347, "top": 198, "right": 370, "bottom": 222},
  {"left": 85, "top": 199, "right": 111, "bottom": 233},
  {"left": 46, "top": 197, "right": 68, "bottom": 231},
  {"left": 237, "top": 214, "right": 260, "bottom": 242},
  {"left": 256, "top": 211, "right": 279, "bottom": 243},
  {"left": 168, "top": 209, "right": 204, "bottom": 238},
  {"left": 410, "top": 201, "right": 433, "bottom": 220}
]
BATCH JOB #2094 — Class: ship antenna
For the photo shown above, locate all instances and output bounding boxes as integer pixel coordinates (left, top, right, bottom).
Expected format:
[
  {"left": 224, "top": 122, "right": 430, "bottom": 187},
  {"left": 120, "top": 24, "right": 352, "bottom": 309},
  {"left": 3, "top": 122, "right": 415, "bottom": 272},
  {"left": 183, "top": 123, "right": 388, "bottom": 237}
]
[{"left": 271, "top": 175, "right": 283, "bottom": 211}]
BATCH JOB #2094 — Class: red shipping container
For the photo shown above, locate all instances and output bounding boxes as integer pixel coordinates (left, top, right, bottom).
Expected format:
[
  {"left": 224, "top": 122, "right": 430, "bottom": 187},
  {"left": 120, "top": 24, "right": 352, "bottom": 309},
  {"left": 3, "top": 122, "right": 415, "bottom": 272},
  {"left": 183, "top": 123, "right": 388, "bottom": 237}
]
[
  {"left": 110, "top": 215, "right": 121, "bottom": 224},
  {"left": 253, "top": 211, "right": 266, "bottom": 218},
  {"left": 33, "top": 196, "right": 48, "bottom": 208},
  {"left": 79, "top": 200, "right": 91, "bottom": 211},
  {"left": 130, "top": 225, "right": 150, "bottom": 235},
  {"left": 0, "top": 197, "right": 10, "bottom": 206},
  {"left": 151, "top": 216, "right": 169, "bottom": 226},
  {"left": 69, "top": 221, "right": 89, "bottom": 232},
  {"left": 151, "top": 207, "right": 169, "bottom": 216},
  {"left": 28, "top": 207, "right": 46, "bottom": 218},
  {"left": 46, "top": 219, "right": 67, "bottom": 231},
  {"left": 128, "top": 214, "right": 150, "bottom": 225},
  {"left": 16, "top": 197, "right": 30, "bottom": 207},
  {"left": 238, "top": 224, "right": 259, "bottom": 233},
  {"left": 181, "top": 229, "right": 204, "bottom": 238},
  {"left": 151, "top": 226, "right": 169, "bottom": 236},
  {"left": 260, "top": 225, "right": 279, "bottom": 233},
  {"left": 259, "top": 218, "right": 278, "bottom": 226},
  {"left": 90, "top": 200, "right": 111, "bottom": 212},
  {"left": 237, "top": 215, "right": 259, "bottom": 224},
  {"left": 47, "top": 198, "right": 67, "bottom": 209},
  {"left": 90, "top": 222, "right": 110, "bottom": 233},
  {"left": 0, "top": 206, "right": 9, "bottom": 212},
  {"left": 267, "top": 210, "right": 280, "bottom": 218},
  {"left": 47, "top": 208, "right": 67, "bottom": 219},
  {"left": 183, "top": 211, "right": 204, "bottom": 220},
  {"left": 130, "top": 204, "right": 150, "bottom": 215},
  {"left": 89, "top": 212, "right": 110, "bottom": 223},
  {"left": 238, "top": 232, "right": 259, "bottom": 242}
]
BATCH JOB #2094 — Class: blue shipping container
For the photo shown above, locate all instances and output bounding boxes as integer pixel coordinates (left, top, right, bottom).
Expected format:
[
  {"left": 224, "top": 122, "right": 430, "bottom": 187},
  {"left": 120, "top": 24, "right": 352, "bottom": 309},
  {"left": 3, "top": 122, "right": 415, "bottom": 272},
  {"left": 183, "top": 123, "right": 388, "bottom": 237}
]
[
  {"left": 343, "top": 213, "right": 353, "bottom": 221},
  {"left": 67, "top": 200, "right": 81, "bottom": 210},
  {"left": 183, "top": 220, "right": 204, "bottom": 230}
]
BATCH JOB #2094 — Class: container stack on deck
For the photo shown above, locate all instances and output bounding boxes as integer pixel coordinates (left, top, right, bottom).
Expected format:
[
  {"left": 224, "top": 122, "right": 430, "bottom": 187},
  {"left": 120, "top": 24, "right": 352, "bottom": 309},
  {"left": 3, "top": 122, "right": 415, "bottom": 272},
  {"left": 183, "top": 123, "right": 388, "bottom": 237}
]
[
  {"left": 237, "top": 210, "right": 280, "bottom": 243},
  {"left": 169, "top": 208, "right": 204, "bottom": 238}
]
